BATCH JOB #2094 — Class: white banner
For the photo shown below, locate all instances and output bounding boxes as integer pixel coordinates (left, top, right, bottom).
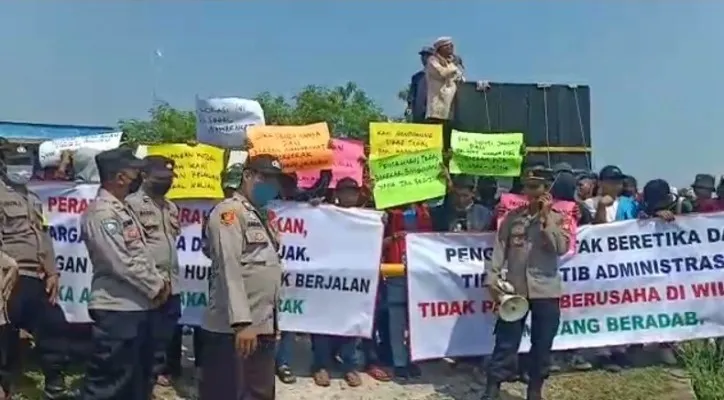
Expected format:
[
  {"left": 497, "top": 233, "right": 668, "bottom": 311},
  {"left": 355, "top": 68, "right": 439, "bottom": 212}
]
[
  {"left": 38, "top": 132, "right": 122, "bottom": 168},
  {"left": 31, "top": 184, "right": 382, "bottom": 337},
  {"left": 195, "top": 97, "right": 265, "bottom": 149},
  {"left": 406, "top": 214, "right": 724, "bottom": 361}
]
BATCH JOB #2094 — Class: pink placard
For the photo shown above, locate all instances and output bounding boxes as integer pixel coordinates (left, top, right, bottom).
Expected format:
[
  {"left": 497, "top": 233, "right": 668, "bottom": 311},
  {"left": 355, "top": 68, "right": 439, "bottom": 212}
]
[
  {"left": 297, "top": 138, "right": 364, "bottom": 189},
  {"left": 497, "top": 193, "right": 577, "bottom": 254}
]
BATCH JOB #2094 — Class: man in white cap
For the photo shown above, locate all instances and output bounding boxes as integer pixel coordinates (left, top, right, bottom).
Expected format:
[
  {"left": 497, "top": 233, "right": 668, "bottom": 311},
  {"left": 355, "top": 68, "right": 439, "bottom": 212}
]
[{"left": 425, "top": 36, "right": 464, "bottom": 149}]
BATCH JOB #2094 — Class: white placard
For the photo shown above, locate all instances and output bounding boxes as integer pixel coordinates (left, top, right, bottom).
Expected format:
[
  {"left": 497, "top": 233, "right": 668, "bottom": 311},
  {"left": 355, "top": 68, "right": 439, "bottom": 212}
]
[
  {"left": 406, "top": 215, "right": 724, "bottom": 361},
  {"left": 38, "top": 132, "right": 122, "bottom": 168},
  {"left": 195, "top": 97, "right": 265, "bottom": 149}
]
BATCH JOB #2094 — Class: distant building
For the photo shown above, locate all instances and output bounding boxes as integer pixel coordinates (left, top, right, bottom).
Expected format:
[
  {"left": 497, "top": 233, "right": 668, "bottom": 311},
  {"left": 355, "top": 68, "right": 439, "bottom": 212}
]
[{"left": 0, "top": 120, "right": 114, "bottom": 143}]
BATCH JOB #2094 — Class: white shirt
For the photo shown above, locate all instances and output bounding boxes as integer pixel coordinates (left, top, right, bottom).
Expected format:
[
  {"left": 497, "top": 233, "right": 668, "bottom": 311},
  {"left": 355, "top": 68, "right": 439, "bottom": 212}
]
[{"left": 584, "top": 196, "right": 619, "bottom": 223}]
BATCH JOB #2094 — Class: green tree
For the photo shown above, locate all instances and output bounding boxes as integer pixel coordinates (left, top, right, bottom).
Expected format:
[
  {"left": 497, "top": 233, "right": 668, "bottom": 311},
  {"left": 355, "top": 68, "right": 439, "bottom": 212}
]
[{"left": 119, "top": 83, "right": 389, "bottom": 145}]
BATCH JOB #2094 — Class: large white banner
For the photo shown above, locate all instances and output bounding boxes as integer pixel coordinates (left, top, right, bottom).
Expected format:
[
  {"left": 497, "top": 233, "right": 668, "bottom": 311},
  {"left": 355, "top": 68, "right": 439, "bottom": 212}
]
[
  {"left": 406, "top": 214, "right": 724, "bottom": 361},
  {"left": 32, "top": 183, "right": 383, "bottom": 337}
]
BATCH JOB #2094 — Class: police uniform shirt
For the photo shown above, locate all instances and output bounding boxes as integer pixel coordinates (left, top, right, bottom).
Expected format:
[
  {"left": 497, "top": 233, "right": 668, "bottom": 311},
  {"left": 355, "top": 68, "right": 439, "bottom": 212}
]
[
  {"left": 81, "top": 188, "right": 166, "bottom": 311},
  {"left": 0, "top": 183, "right": 55, "bottom": 279},
  {"left": 485, "top": 206, "right": 571, "bottom": 299},
  {"left": 202, "top": 192, "right": 282, "bottom": 335},
  {"left": 126, "top": 188, "right": 181, "bottom": 295}
]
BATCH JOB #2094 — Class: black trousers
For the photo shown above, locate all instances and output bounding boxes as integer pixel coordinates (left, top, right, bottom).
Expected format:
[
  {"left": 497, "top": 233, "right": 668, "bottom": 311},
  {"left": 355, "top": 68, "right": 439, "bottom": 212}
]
[
  {"left": 199, "top": 330, "right": 276, "bottom": 400},
  {"left": 424, "top": 118, "right": 453, "bottom": 151},
  {"left": 0, "top": 276, "right": 71, "bottom": 396},
  {"left": 81, "top": 309, "right": 155, "bottom": 400},
  {"left": 488, "top": 298, "right": 561, "bottom": 384},
  {"left": 151, "top": 294, "right": 181, "bottom": 378}
]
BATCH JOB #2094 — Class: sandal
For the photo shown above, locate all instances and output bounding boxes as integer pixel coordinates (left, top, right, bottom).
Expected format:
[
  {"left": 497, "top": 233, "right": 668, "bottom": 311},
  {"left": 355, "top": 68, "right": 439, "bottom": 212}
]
[
  {"left": 365, "top": 364, "right": 391, "bottom": 382},
  {"left": 276, "top": 365, "right": 297, "bottom": 384},
  {"left": 344, "top": 371, "right": 363, "bottom": 387},
  {"left": 312, "top": 369, "right": 331, "bottom": 387}
]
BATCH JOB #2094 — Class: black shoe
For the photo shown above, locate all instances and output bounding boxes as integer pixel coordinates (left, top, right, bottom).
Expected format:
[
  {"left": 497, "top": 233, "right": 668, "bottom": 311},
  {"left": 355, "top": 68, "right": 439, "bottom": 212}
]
[
  {"left": 480, "top": 381, "right": 501, "bottom": 400},
  {"left": 526, "top": 380, "right": 543, "bottom": 400}
]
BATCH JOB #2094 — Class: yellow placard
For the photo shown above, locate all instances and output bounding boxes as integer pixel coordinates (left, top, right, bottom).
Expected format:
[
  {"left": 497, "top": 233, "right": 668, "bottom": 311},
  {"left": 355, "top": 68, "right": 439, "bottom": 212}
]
[
  {"left": 369, "top": 122, "right": 443, "bottom": 158},
  {"left": 145, "top": 143, "right": 225, "bottom": 199},
  {"left": 247, "top": 122, "right": 333, "bottom": 172}
]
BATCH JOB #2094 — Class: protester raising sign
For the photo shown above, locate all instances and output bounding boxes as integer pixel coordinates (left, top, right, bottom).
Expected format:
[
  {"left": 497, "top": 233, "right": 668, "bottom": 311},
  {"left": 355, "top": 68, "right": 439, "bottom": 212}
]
[
  {"left": 195, "top": 97, "right": 265, "bottom": 148},
  {"left": 32, "top": 183, "right": 383, "bottom": 336},
  {"left": 248, "top": 122, "right": 333, "bottom": 172},
  {"left": 406, "top": 213, "right": 724, "bottom": 361},
  {"left": 296, "top": 138, "right": 364, "bottom": 189},
  {"left": 449, "top": 131, "right": 523, "bottom": 177},
  {"left": 144, "top": 143, "right": 225, "bottom": 199}
]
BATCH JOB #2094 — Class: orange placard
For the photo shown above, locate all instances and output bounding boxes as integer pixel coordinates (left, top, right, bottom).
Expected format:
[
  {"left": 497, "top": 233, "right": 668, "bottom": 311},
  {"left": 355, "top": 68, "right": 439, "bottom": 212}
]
[{"left": 247, "top": 122, "right": 333, "bottom": 172}]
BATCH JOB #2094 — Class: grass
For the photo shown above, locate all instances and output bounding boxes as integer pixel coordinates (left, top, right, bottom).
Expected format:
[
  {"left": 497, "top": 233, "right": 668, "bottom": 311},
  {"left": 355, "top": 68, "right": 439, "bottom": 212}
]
[{"left": 679, "top": 340, "right": 724, "bottom": 400}]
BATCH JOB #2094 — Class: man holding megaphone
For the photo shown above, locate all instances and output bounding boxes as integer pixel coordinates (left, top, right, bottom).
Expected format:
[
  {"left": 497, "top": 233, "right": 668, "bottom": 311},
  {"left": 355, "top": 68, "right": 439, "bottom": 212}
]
[{"left": 481, "top": 165, "right": 571, "bottom": 400}]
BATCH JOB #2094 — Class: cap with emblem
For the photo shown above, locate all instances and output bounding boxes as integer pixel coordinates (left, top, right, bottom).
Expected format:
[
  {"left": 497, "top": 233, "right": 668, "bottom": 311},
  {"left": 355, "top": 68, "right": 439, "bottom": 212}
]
[
  {"left": 95, "top": 148, "right": 146, "bottom": 182},
  {"left": 143, "top": 155, "right": 175, "bottom": 178},
  {"left": 692, "top": 173, "right": 715, "bottom": 190},
  {"left": 521, "top": 165, "right": 554, "bottom": 183},
  {"left": 3, "top": 144, "right": 33, "bottom": 165},
  {"left": 246, "top": 154, "right": 283, "bottom": 176},
  {"left": 222, "top": 163, "right": 244, "bottom": 190}
]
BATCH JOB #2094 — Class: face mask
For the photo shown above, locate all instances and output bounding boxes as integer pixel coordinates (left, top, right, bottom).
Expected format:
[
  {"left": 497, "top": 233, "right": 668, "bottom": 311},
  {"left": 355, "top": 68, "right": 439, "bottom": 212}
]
[
  {"left": 149, "top": 179, "right": 173, "bottom": 196},
  {"left": 251, "top": 182, "right": 279, "bottom": 208},
  {"left": 5, "top": 165, "right": 33, "bottom": 185}
]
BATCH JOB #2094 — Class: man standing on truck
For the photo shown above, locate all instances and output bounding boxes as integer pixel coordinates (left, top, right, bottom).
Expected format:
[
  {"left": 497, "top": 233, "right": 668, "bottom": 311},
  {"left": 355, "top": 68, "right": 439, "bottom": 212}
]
[{"left": 406, "top": 46, "right": 434, "bottom": 123}]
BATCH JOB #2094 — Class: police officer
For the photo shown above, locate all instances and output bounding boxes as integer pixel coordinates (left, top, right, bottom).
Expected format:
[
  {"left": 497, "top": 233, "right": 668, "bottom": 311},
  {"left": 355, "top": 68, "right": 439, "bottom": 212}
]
[
  {"left": 0, "top": 144, "right": 77, "bottom": 399},
  {"left": 0, "top": 236, "right": 19, "bottom": 400},
  {"left": 80, "top": 148, "right": 171, "bottom": 400},
  {"left": 483, "top": 166, "right": 571, "bottom": 400},
  {"left": 200, "top": 154, "right": 282, "bottom": 400},
  {"left": 125, "top": 156, "right": 181, "bottom": 388}
]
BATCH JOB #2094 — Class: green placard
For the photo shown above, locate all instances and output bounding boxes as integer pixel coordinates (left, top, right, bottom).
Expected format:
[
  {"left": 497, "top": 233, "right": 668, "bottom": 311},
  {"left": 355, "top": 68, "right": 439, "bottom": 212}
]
[
  {"left": 449, "top": 131, "right": 524, "bottom": 176},
  {"left": 369, "top": 149, "right": 445, "bottom": 209}
]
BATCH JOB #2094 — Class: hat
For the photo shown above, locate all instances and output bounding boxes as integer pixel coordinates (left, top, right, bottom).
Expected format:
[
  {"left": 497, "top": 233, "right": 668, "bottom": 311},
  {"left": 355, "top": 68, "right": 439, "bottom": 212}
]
[
  {"left": 418, "top": 46, "right": 434, "bottom": 55},
  {"left": 552, "top": 162, "right": 573, "bottom": 175},
  {"left": 692, "top": 173, "right": 715, "bottom": 190},
  {"left": 643, "top": 179, "right": 674, "bottom": 211},
  {"left": 433, "top": 36, "right": 453, "bottom": 50},
  {"left": 3, "top": 144, "right": 32, "bottom": 164},
  {"left": 336, "top": 177, "right": 360, "bottom": 190},
  {"left": 143, "top": 155, "right": 175, "bottom": 177},
  {"left": 451, "top": 174, "right": 477, "bottom": 189},
  {"left": 222, "top": 163, "right": 244, "bottom": 189},
  {"left": 95, "top": 148, "right": 145, "bottom": 178},
  {"left": 246, "top": 154, "right": 283, "bottom": 176},
  {"left": 598, "top": 165, "right": 625, "bottom": 181},
  {"left": 576, "top": 170, "right": 597, "bottom": 181},
  {"left": 522, "top": 166, "right": 554, "bottom": 183}
]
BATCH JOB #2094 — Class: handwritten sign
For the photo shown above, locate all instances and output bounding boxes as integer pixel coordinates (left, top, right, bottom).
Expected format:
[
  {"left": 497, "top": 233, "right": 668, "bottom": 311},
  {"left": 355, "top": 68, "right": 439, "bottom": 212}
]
[
  {"left": 449, "top": 131, "right": 523, "bottom": 177},
  {"left": 145, "top": 144, "right": 225, "bottom": 199},
  {"left": 369, "top": 149, "right": 445, "bottom": 209},
  {"left": 497, "top": 193, "right": 577, "bottom": 254},
  {"left": 195, "top": 97, "right": 265, "bottom": 149},
  {"left": 247, "top": 122, "right": 333, "bottom": 172},
  {"left": 38, "top": 132, "right": 123, "bottom": 168},
  {"left": 297, "top": 139, "right": 364, "bottom": 189},
  {"left": 369, "top": 123, "right": 442, "bottom": 158}
]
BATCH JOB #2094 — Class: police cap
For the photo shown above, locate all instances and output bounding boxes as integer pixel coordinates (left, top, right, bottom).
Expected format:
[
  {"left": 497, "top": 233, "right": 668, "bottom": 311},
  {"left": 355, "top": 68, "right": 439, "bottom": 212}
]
[
  {"left": 693, "top": 173, "right": 715, "bottom": 190},
  {"left": 522, "top": 165, "right": 554, "bottom": 183},
  {"left": 95, "top": 148, "right": 145, "bottom": 180},
  {"left": 246, "top": 154, "right": 283, "bottom": 176},
  {"left": 143, "top": 155, "right": 175, "bottom": 178}
]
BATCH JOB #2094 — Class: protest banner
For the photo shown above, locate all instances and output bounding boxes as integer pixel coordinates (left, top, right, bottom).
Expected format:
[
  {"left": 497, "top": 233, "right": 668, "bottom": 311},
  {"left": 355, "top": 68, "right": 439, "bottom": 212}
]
[
  {"left": 448, "top": 131, "right": 523, "bottom": 177},
  {"left": 32, "top": 183, "right": 382, "bottom": 336},
  {"left": 498, "top": 193, "right": 577, "bottom": 254},
  {"left": 145, "top": 143, "right": 225, "bottom": 200},
  {"left": 406, "top": 213, "right": 724, "bottom": 360},
  {"left": 248, "top": 122, "right": 333, "bottom": 172},
  {"left": 297, "top": 138, "right": 364, "bottom": 189},
  {"left": 195, "top": 97, "right": 265, "bottom": 148},
  {"left": 368, "top": 149, "right": 446, "bottom": 209},
  {"left": 267, "top": 201, "right": 384, "bottom": 336},
  {"left": 38, "top": 132, "right": 122, "bottom": 168},
  {"left": 369, "top": 122, "right": 443, "bottom": 158}
]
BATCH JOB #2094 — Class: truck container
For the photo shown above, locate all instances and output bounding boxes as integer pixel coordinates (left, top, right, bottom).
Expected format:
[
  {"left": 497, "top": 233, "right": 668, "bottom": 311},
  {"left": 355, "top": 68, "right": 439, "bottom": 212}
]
[{"left": 452, "top": 82, "right": 592, "bottom": 170}]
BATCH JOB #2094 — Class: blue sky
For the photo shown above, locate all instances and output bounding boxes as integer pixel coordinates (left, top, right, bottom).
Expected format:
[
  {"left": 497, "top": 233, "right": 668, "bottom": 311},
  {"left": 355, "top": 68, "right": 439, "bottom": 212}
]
[{"left": 1, "top": 1, "right": 722, "bottom": 187}]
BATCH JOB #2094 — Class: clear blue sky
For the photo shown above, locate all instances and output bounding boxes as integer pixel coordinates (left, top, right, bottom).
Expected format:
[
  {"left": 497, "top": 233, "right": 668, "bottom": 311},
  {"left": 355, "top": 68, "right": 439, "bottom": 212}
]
[{"left": 1, "top": 1, "right": 722, "bottom": 187}]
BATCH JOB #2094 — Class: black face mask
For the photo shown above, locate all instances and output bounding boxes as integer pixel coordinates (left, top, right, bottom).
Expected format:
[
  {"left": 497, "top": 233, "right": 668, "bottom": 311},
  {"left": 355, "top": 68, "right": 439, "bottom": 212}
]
[{"left": 149, "top": 179, "right": 173, "bottom": 196}]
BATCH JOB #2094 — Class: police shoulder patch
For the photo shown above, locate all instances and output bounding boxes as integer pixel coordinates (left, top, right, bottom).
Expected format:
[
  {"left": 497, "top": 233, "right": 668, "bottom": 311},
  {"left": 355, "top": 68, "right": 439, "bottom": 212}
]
[
  {"left": 102, "top": 219, "right": 121, "bottom": 235},
  {"left": 220, "top": 210, "right": 236, "bottom": 225}
]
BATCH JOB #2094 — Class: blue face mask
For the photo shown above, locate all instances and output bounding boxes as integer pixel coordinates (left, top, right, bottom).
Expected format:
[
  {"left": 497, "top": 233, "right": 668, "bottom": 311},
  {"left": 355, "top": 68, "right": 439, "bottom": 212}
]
[{"left": 252, "top": 182, "right": 279, "bottom": 208}]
